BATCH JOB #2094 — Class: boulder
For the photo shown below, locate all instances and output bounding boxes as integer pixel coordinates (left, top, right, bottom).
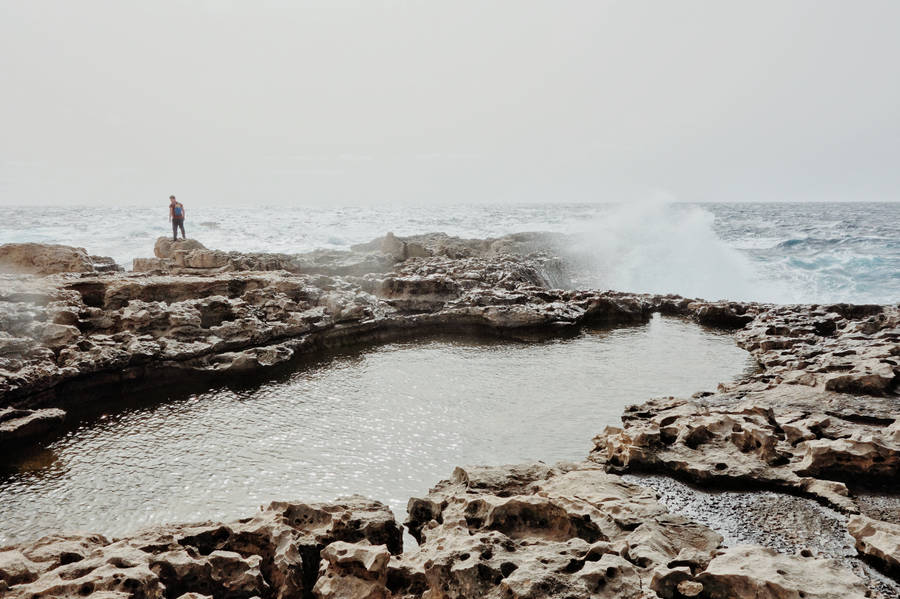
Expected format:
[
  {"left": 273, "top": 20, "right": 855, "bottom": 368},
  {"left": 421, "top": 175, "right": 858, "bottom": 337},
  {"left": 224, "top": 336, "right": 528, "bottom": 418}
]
[
  {"left": 0, "top": 243, "right": 94, "bottom": 275},
  {"left": 153, "top": 237, "right": 207, "bottom": 259},
  {"left": 313, "top": 541, "right": 391, "bottom": 599},
  {"left": 132, "top": 257, "right": 168, "bottom": 272}
]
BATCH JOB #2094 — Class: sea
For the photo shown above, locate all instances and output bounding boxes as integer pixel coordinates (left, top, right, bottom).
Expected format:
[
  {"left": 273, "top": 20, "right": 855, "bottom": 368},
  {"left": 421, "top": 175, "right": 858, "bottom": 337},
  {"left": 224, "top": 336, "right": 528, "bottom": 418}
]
[{"left": 3, "top": 202, "right": 898, "bottom": 305}]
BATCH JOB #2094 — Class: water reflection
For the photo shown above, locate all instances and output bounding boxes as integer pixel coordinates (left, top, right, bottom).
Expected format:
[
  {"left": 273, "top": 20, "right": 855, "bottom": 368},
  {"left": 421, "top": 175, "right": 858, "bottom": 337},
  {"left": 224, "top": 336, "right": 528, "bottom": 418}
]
[{"left": 0, "top": 315, "right": 753, "bottom": 544}]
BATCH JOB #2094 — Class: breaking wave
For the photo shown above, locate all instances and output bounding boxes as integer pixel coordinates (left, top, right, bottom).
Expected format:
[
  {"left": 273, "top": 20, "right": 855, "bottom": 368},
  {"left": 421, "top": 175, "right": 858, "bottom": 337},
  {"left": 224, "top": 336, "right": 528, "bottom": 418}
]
[{"left": 561, "top": 201, "right": 786, "bottom": 302}]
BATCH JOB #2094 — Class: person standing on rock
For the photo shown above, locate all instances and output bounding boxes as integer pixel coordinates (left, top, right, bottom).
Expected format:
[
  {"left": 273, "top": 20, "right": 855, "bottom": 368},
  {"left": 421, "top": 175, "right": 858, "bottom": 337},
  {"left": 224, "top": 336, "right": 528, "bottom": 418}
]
[{"left": 169, "top": 195, "right": 186, "bottom": 241}]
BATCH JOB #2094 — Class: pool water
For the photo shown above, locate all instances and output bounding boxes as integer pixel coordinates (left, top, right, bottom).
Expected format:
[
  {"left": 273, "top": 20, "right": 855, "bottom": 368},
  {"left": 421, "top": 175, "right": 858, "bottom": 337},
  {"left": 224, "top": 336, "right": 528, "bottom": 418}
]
[{"left": 0, "top": 315, "right": 753, "bottom": 545}]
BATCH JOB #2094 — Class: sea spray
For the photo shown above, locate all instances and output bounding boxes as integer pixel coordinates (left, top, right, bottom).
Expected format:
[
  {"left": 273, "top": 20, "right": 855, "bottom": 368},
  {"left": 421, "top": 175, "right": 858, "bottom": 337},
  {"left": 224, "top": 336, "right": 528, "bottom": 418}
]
[{"left": 562, "top": 201, "right": 787, "bottom": 302}]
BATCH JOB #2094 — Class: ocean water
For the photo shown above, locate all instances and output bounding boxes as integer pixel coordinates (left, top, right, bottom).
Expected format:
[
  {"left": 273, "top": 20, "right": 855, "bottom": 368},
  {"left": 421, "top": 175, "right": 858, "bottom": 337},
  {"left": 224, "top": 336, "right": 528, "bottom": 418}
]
[{"left": 2, "top": 202, "right": 898, "bottom": 304}]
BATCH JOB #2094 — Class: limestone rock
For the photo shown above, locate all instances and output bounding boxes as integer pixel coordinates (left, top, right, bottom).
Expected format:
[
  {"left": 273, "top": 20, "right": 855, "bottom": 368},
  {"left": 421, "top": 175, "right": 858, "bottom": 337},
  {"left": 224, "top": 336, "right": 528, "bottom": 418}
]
[
  {"left": 1, "top": 497, "right": 400, "bottom": 599},
  {"left": 594, "top": 392, "right": 897, "bottom": 511},
  {"left": 153, "top": 237, "right": 207, "bottom": 259},
  {"left": 696, "top": 545, "right": 868, "bottom": 598},
  {"left": 132, "top": 257, "right": 168, "bottom": 272},
  {"left": 395, "top": 462, "right": 723, "bottom": 598},
  {"left": 89, "top": 256, "right": 122, "bottom": 273},
  {"left": 691, "top": 301, "right": 754, "bottom": 329},
  {"left": 0, "top": 243, "right": 94, "bottom": 275},
  {"left": 847, "top": 514, "right": 900, "bottom": 575}
]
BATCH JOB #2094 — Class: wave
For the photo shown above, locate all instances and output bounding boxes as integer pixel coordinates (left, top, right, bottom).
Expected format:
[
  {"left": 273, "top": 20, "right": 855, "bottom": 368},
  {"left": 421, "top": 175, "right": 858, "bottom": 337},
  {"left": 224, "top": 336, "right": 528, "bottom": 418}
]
[{"left": 561, "top": 201, "right": 786, "bottom": 302}]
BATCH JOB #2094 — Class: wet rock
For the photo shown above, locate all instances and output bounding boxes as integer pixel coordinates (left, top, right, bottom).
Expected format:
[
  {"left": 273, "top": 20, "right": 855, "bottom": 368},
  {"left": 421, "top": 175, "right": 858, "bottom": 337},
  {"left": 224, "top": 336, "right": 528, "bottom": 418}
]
[
  {"left": 696, "top": 545, "right": 868, "bottom": 598},
  {"left": 0, "top": 238, "right": 678, "bottom": 408},
  {"left": 0, "top": 407, "right": 65, "bottom": 445},
  {"left": 2, "top": 232, "right": 899, "bottom": 597},
  {"left": 848, "top": 515, "right": 900, "bottom": 576},
  {"left": 594, "top": 300, "right": 900, "bottom": 510},
  {"left": 89, "top": 255, "right": 122, "bottom": 273},
  {"left": 691, "top": 301, "right": 755, "bottom": 329}
]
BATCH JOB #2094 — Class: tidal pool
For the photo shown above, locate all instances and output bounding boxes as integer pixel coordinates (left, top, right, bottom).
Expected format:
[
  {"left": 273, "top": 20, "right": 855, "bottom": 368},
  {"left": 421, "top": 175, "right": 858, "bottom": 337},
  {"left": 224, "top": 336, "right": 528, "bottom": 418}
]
[{"left": 0, "top": 315, "right": 753, "bottom": 545}]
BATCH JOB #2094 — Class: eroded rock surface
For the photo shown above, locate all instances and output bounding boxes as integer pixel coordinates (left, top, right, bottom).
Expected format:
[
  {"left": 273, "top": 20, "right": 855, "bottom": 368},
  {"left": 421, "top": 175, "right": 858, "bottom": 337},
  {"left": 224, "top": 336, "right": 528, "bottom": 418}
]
[
  {"left": 0, "top": 233, "right": 681, "bottom": 416},
  {"left": 397, "top": 462, "right": 724, "bottom": 599},
  {"left": 848, "top": 515, "right": 900, "bottom": 576},
  {"left": 594, "top": 305, "right": 899, "bottom": 510},
  {"left": 697, "top": 545, "right": 867, "bottom": 599},
  {"left": 2, "top": 233, "right": 899, "bottom": 596},
  {"left": 589, "top": 296, "right": 900, "bottom": 591},
  {"left": 3, "top": 465, "right": 878, "bottom": 599},
  {"left": 0, "top": 496, "right": 400, "bottom": 599}
]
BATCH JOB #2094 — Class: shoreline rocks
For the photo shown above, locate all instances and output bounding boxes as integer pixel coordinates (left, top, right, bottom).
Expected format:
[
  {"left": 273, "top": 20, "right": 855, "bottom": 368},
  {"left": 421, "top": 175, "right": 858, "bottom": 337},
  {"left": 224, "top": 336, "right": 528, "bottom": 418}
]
[
  {"left": 0, "top": 407, "right": 65, "bottom": 446},
  {"left": 0, "top": 233, "right": 684, "bottom": 415},
  {"left": 0, "top": 464, "right": 881, "bottom": 598},
  {"left": 0, "top": 243, "right": 121, "bottom": 276},
  {"left": 0, "top": 233, "right": 898, "bottom": 596},
  {"left": 0, "top": 496, "right": 401, "bottom": 599}
]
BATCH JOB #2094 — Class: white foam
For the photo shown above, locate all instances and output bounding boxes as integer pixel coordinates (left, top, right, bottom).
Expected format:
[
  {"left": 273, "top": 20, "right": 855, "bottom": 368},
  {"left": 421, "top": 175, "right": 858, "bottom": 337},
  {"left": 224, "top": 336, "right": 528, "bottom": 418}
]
[{"left": 563, "top": 200, "right": 788, "bottom": 302}]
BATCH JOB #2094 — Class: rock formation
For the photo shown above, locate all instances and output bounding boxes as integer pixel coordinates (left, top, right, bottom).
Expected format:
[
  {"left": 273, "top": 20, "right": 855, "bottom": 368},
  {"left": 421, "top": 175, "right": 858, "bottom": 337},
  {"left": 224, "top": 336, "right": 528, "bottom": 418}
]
[
  {"left": 1, "top": 464, "right": 876, "bottom": 599},
  {"left": 0, "top": 407, "right": 65, "bottom": 446},
  {"left": 0, "top": 233, "right": 897, "bottom": 597},
  {"left": 0, "top": 243, "right": 120, "bottom": 275},
  {"left": 848, "top": 515, "right": 900, "bottom": 576},
  {"left": 0, "top": 496, "right": 400, "bottom": 598}
]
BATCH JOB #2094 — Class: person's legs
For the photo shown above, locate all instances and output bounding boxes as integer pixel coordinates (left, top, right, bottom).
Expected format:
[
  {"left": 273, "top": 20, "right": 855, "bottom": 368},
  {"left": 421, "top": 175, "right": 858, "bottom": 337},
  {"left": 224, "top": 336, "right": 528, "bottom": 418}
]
[
  {"left": 172, "top": 219, "right": 178, "bottom": 241},
  {"left": 178, "top": 220, "right": 186, "bottom": 239}
]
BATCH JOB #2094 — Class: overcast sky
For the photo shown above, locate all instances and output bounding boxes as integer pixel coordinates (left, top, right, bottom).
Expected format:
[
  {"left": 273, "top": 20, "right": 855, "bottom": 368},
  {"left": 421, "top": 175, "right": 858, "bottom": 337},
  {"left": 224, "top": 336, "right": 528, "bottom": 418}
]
[{"left": 2, "top": 1, "right": 899, "bottom": 206}]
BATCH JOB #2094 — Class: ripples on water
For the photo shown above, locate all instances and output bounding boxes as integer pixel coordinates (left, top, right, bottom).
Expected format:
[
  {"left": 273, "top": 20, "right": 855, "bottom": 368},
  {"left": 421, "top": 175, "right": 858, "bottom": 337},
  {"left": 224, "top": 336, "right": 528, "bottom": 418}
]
[{"left": 0, "top": 316, "right": 752, "bottom": 545}]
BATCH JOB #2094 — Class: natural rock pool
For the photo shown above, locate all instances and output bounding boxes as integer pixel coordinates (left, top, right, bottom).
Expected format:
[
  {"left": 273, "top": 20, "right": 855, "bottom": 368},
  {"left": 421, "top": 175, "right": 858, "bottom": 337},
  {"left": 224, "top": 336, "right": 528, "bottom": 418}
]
[{"left": 0, "top": 315, "right": 753, "bottom": 545}]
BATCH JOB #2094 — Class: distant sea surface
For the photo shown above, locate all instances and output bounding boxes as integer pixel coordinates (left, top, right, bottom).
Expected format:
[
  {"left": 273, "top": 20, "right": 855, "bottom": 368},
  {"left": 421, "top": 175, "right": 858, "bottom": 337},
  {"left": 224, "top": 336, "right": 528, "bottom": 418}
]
[{"left": 4, "top": 202, "right": 898, "bottom": 305}]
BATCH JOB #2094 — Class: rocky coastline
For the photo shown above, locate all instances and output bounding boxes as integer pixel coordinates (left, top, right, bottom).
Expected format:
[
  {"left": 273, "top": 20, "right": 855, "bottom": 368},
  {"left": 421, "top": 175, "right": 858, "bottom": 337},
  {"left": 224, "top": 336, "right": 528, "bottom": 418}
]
[{"left": 0, "top": 234, "right": 897, "bottom": 598}]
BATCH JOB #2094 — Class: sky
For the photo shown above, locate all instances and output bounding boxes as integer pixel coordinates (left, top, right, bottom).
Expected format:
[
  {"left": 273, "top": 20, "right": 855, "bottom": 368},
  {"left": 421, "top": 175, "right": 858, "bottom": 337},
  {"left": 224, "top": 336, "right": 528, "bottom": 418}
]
[{"left": 1, "top": 1, "right": 899, "bottom": 207}]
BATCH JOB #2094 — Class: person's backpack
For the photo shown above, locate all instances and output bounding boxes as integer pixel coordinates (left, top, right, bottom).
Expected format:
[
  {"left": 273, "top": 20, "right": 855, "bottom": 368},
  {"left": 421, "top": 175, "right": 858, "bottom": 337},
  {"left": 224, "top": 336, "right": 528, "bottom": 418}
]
[{"left": 174, "top": 203, "right": 184, "bottom": 218}]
